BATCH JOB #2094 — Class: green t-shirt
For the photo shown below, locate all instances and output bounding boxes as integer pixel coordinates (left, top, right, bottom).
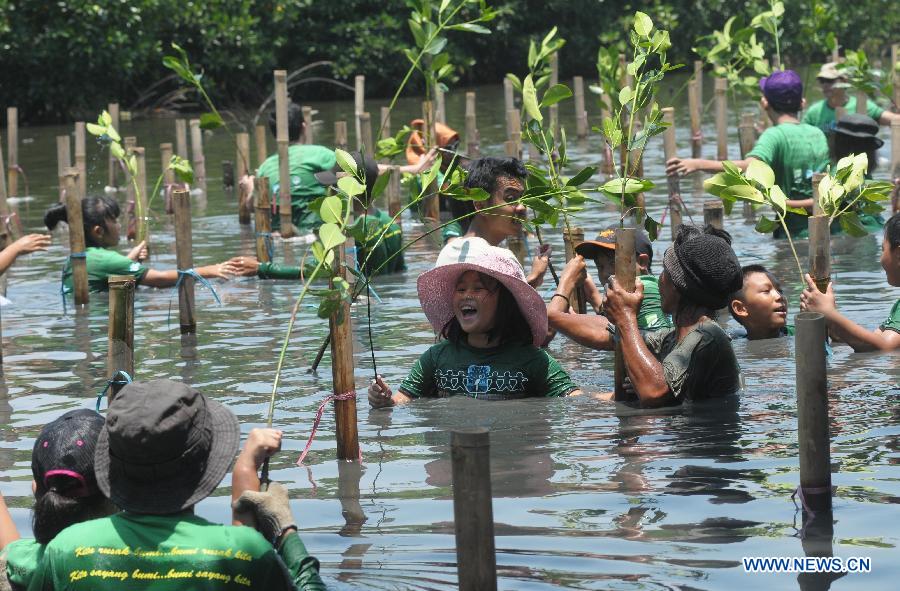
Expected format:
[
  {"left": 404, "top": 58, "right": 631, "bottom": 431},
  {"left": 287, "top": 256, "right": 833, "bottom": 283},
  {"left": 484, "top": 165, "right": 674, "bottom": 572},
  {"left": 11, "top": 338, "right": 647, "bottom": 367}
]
[
  {"left": 257, "top": 144, "right": 336, "bottom": 233},
  {"left": 637, "top": 275, "right": 672, "bottom": 331},
  {"left": 349, "top": 208, "right": 405, "bottom": 275},
  {"left": 25, "top": 512, "right": 324, "bottom": 591},
  {"left": 880, "top": 299, "right": 900, "bottom": 334},
  {"left": 399, "top": 340, "right": 578, "bottom": 400},
  {"left": 802, "top": 97, "right": 885, "bottom": 134},
  {"left": 642, "top": 320, "right": 741, "bottom": 402},
  {"left": 3, "top": 538, "right": 43, "bottom": 589},
  {"left": 62, "top": 246, "right": 147, "bottom": 293},
  {"left": 747, "top": 122, "right": 829, "bottom": 237}
]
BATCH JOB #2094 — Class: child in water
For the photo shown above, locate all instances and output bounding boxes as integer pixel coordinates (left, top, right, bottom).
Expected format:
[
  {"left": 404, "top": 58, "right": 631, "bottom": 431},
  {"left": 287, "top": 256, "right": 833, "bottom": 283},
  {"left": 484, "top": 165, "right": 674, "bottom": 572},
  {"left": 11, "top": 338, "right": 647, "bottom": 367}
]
[
  {"left": 728, "top": 265, "right": 791, "bottom": 340},
  {"left": 45, "top": 196, "right": 235, "bottom": 292},
  {"left": 369, "top": 240, "right": 580, "bottom": 407}
]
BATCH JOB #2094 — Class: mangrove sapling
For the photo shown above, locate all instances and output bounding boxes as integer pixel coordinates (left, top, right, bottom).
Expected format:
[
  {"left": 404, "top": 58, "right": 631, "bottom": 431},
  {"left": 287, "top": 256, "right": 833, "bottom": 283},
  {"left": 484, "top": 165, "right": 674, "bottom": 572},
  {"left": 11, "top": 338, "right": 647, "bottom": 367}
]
[
  {"left": 837, "top": 49, "right": 894, "bottom": 110},
  {"left": 815, "top": 153, "right": 893, "bottom": 234}
]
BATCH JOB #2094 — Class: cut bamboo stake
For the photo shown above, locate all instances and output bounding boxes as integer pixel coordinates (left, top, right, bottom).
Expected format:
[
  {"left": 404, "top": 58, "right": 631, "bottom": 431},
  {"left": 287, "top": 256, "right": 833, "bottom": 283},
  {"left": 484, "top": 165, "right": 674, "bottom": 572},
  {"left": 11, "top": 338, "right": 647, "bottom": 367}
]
[
  {"left": 107, "top": 275, "right": 135, "bottom": 402},
  {"left": 549, "top": 53, "right": 559, "bottom": 140},
  {"left": 662, "top": 107, "right": 682, "bottom": 235},
  {"left": 451, "top": 428, "right": 497, "bottom": 591},
  {"left": 563, "top": 227, "right": 586, "bottom": 314},
  {"left": 0, "top": 132, "right": 10, "bottom": 235},
  {"left": 56, "top": 136, "right": 71, "bottom": 203},
  {"left": 506, "top": 230, "right": 527, "bottom": 267},
  {"left": 387, "top": 168, "right": 402, "bottom": 224},
  {"left": 6, "top": 108, "right": 17, "bottom": 197},
  {"left": 330, "top": 243, "right": 360, "bottom": 462},
  {"left": 107, "top": 104, "right": 120, "bottom": 188},
  {"left": 421, "top": 101, "right": 440, "bottom": 223},
  {"left": 715, "top": 78, "right": 728, "bottom": 160},
  {"left": 354, "top": 75, "right": 365, "bottom": 150},
  {"left": 133, "top": 147, "right": 149, "bottom": 255},
  {"left": 703, "top": 200, "right": 724, "bottom": 230},
  {"left": 808, "top": 215, "right": 831, "bottom": 294},
  {"left": 189, "top": 119, "right": 207, "bottom": 195},
  {"left": 274, "top": 70, "right": 294, "bottom": 238},
  {"left": 688, "top": 76, "right": 702, "bottom": 158},
  {"left": 175, "top": 118, "right": 188, "bottom": 160},
  {"left": 255, "top": 124, "right": 267, "bottom": 168},
  {"left": 237, "top": 132, "right": 252, "bottom": 224},
  {"left": 465, "top": 92, "right": 480, "bottom": 157},
  {"left": 123, "top": 137, "right": 136, "bottom": 232},
  {"left": 334, "top": 121, "right": 348, "bottom": 151},
  {"left": 160, "top": 143, "right": 175, "bottom": 186},
  {"left": 302, "top": 106, "right": 314, "bottom": 144},
  {"left": 573, "top": 76, "right": 588, "bottom": 139},
  {"left": 794, "top": 311, "right": 832, "bottom": 513},
  {"left": 74, "top": 122, "right": 86, "bottom": 196},
  {"left": 811, "top": 172, "right": 825, "bottom": 217},
  {"left": 359, "top": 112, "right": 374, "bottom": 156},
  {"left": 855, "top": 90, "right": 867, "bottom": 115},
  {"left": 892, "top": 44, "right": 899, "bottom": 112},
  {"left": 435, "top": 85, "right": 446, "bottom": 125},
  {"left": 891, "top": 120, "right": 900, "bottom": 183},
  {"left": 613, "top": 228, "right": 637, "bottom": 402},
  {"left": 255, "top": 176, "right": 272, "bottom": 262},
  {"left": 503, "top": 78, "right": 514, "bottom": 114},
  {"left": 739, "top": 112, "right": 757, "bottom": 220},
  {"left": 172, "top": 188, "right": 196, "bottom": 334},
  {"left": 63, "top": 169, "right": 89, "bottom": 306},
  {"left": 505, "top": 108, "right": 521, "bottom": 158}
]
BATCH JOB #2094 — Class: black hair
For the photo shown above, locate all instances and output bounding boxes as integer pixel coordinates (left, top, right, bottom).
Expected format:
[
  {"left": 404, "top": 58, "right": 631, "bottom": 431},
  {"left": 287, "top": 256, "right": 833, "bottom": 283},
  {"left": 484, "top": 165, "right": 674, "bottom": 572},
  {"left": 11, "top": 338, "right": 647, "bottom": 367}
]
[
  {"left": 728, "top": 264, "right": 782, "bottom": 325},
  {"left": 886, "top": 212, "right": 900, "bottom": 249},
  {"left": 833, "top": 135, "right": 880, "bottom": 174},
  {"left": 44, "top": 195, "right": 121, "bottom": 247},
  {"left": 32, "top": 483, "right": 116, "bottom": 543},
  {"left": 464, "top": 157, "right": 527, "bottom": 196},
  {"left": 268, "top": 102, "right": 304, "bottom": 142},
  {"left": 440, "top": 274, "right": 533, "bottom": 346}
]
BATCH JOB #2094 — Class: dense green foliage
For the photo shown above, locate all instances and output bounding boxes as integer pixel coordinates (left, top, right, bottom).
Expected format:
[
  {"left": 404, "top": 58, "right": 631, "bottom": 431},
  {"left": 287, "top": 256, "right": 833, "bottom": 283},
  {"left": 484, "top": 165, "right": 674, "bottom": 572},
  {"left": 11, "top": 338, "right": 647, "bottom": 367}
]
[{"left": 1, "top": 0, "right": 897, "bottom": 122}]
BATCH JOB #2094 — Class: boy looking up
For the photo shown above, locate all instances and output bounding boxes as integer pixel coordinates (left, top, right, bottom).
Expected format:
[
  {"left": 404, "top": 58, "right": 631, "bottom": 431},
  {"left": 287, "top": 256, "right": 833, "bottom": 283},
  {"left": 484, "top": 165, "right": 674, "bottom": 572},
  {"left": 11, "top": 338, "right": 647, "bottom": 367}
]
[{"left": 729, "top": 264, "right": 791, "bottom": 340}]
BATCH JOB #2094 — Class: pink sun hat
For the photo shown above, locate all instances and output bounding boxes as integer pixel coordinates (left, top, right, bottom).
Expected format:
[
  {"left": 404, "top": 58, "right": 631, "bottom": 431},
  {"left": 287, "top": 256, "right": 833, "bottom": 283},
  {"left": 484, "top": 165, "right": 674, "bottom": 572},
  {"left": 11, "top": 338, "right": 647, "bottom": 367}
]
[{"left": 418, "top": 237, "right": 548, "bottom": 346}]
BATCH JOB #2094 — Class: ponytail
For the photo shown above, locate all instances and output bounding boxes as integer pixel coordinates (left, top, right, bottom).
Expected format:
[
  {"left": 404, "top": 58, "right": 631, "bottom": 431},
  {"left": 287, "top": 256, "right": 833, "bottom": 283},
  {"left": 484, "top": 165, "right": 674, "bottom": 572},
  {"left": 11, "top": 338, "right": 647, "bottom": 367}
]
[
  {"left": 43, "top": 196, "right": 121, "bottom": 247},
  {"left": 43, "top": 202, "right": 68, "bottom": 231},
  {"left": 31, "top": 487, "right": 116, "bottom": 543}
]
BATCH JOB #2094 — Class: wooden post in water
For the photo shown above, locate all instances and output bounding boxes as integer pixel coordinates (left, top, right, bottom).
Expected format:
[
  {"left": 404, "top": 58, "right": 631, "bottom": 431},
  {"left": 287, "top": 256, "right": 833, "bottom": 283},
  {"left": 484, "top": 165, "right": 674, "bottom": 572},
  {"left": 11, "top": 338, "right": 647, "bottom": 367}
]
[
  {"left": 123, "top": 137, "right": 136, "bottom": 232},
  {"left": 892, "top": 121, "right": 900, "bottom": 204},
  {"left": 63, "top": 169, "right": 89, "bottom": 306},
  {"left": 435, "top": 85, "right": 446, "bottom": 125},
  {"left": 330, "top": 243, "right": 360, "bottom": 462},
  {"left": 359, "top": 112, "right": 374, "bottom": 156},
  {"left": 613, "top": 228, "right": 637, "bottom": 402},
  {"left": 503, "top": 78, "right": 514, "bottom": 114},
  {"left": 855, "top": 90, "right": 867, "bottom": 115},
  {"left": 302, "top": 106, "right": 314, "bottom": 144},
  {"left": 56, "top": 136, "right": 71, "bottom": 203},
  {"left": 354, "top": 75, "right": 365, "bottom": 150},
  {"left": 811, "top": 172, "right": 825, "bottom": 217},
  {"left": 505, "top": 108, "right": 521, "bottom": 159},
  {"left": 380, "top": 107, "right": 391, "bottom": 141},
  {"left": 254, "top": 124, "right": 267, "bottom": 168},
  {"left": 715, "top": 78, "right": 728, "bottom": 160},
  {"left": 334, "top": 121, "right": 348, "bottom": 151},
  {"left": 451, "top": 428, "right": 497, "bottom": 591},
  {"left": 274, "top": 70, "right": 294, "bottom": 237},
  {"left": 808, "top": 215, "right": 831, "bottom": 294},
  {"left": 237, "top": 132, "right": 251, "bottom": 224},
  {"left": 255, "top": 177, "right": 272, "bottom": 263},
  {"left": 421, "top": 101, "right": 440, "bottom": 223},
  {"left": 892, "top": 44, "right": 900, "bottom": 114},
  {"left": 549, "top": 53, "right": 559, "bottom": 140},
  {"left": 662, "top": 108, "right": 682, "bottom": 236},
  {"left": 573, "top": 76, "right": 588, "bottom": 139},
  {"left": 0, "top": 132, "right": 10, "bottom": 235},
  {"left": 174, "top": 119, "right": 188, "bottom": 160},
  {"left": 739, "top": 112, "right": 757, "bottom": 220},
  {"left": 690, "top": 62, "right": 703, "bottom": 158},
  {"left": 133, "top": 147, "right": 149, "bottom": 255},
  {"left": 160, "top": 143, "right": 175, "bottom": 186},
  {"left": 703, "top": 200, "right": 724, "bottom": 230},
  {"left": 794, "top": 311, "right": 832, "bottom": 513},
  {"left": 74, "top": 122, "right": 87, "bottom": 196},
  {"left": 172, "top": 188, "right": 196, "bottom": 334},
  {"left": 506, "top": 230, "right": 527, "bottom": 267},
  {"left": 189, "top": 119, "right": 207, "bottom": 194},
  {"left": 6, "top": 108, "right": 17, "bottom": 197},
  {"left": 562, "top": 227, "right": 586, "bottom": 314},
  {"left": 465, "top": 92, "right": 480, "bottom": 157},
  {"left": 107, "top": 104, "right": 120, "bottom": 188},
  {"left": 387, "top": 168, "right": 402, "bottom": 225},
  {"left": 107, "top": 275, "right": 135, "bottom": 401}
]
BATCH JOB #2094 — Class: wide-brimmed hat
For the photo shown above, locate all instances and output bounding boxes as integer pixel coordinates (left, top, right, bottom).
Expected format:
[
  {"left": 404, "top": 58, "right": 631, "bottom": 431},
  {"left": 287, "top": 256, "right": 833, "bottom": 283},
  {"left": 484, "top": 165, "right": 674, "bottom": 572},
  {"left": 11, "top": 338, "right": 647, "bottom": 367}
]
[
  {"left": 816, "top": 62, "right": 844, "bottom": 80},
  {"left": 314, "top": 150, "right": 379, "bottom": 199},
  {"left": 835, "top": 113, "right": 884, "bottom": 147},
  {"left": 419, "top": 237, "right": 547, "bottom": 346},
  {"left": 575, "top": 226, "right": 653, "bottom": 265},
  {"left": 662, "top": 225, "right": 742, "bottom": 310},
  {"left": 759, "top": 70, "right": 803, "bottom": 112},
  {"left": 33, "top": 409, "right": 105, "bottom": 498},
  {"left": 94, "top": 379, "right": 240, "bottom": 514}
]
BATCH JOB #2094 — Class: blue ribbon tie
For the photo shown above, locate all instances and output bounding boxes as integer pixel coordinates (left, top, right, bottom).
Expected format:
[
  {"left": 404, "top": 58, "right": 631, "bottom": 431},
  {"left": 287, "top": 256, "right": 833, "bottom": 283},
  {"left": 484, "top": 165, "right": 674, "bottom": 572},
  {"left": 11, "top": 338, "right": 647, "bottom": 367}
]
[
  {"left": 175, "top": 268, "right": 221, "bottom": 305},
  {"left": 96, "top": 370, "right": 133, "bottom": 412},
  {"left": 256, "top": 232, "right": 276, "bottom": 261}
]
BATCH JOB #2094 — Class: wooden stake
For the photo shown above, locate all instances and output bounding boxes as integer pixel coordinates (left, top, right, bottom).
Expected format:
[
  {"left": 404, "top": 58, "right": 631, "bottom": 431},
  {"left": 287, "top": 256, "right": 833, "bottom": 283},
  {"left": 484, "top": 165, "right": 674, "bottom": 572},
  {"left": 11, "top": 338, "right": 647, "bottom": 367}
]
[
  {"left": 274, "top": 69, "right": 294, "bottom": 237},
  {"left": 549, "top": 53, "right": 559, "bottom": 140},
  {"left": 0, "top": 132, "right": 10, "bottom": 235},
  {"left": 891, "top": 119, "right": 900, "bottom": 183},
  {"left": 892, "top": 44, "right": 899, "bottom": 113},
  {"left": 63, "top": 169, "right": 89, "bottom": 306},
  {"left": 359, "top": 112, "right": 374, "bottom": 156},
  {"left": 808, "top": 215, "right": 831, "bottom": 294},
  {"left": 811, "top": 172, "right": 825, "bottom": 217},
  {"left": 465, "top": 92, "right": 480, "bottom": 157},
  {"left": 688, "top": 76, "right": 702, "bottom": 158},
  {"left": 123, "top": 137, "right": 136, "bottom": 232},
  {"left": 715, "top": 78, "right": 728, "bottom": 160},
  {"left": 57, "top": 136, "right": 71, "bottom": 203},
  {"left": 160, "top": 143, "right": 175, "bottom": 186},
  {"left": 662, "top": 107, "right": 682, "bottom": 235},
  {"left": 254, "top": 124, "right": 268, "bottom": 168},
  {"left": 302, "top": 106, "right": 314, "bottom": 144},
  {"left": 794, "top": 311, "right": 832, "bottom": 513},
  {"left": 174, "top": 118, "right": 188, "bottom": 161},
  {"left": 133, "top": 147, "right": 149, "bottom": 254},
  {"left": 505, "top": 108, "right": 521, "bottom": 158},
  {"left": 703, "top": 200, "right": 724, "bottom": 230},
  {"left": 435, "top": 85, "right": 446, "bottom": 125},
  {"left": 503, "top": 78, "right": 514, "bottom": 114},
  {"left": 189, "top": 119, "right": 207, "bottom": 194},
  {"left": 422, "top": 101, "right": 439, "bottom": 223},
  {"left": 354, "top": 75, "right": 366, "bottom": 149},
  {"left": 855, "top": 90, "right": 867, "bottom": 115},
  {"left": 334, "top": 121, "right": 348, "bottom": 151},
  {"left": 237, "top": 132, "right": 252, "bottom": 224},
  {"left": 255, "top": 176, "right": 273, "bottom": 262},
  {"left": 573, "top": 76, "right": 588, "bottom": 139},
  {"left": 74, "top": 122, "right": 87, "bottom": 196},
  {"left": 6, "top": 108, "right": 17, "bottom": 197},
  {"left": 380, "top": 107, "right": 391, "bottom": 140},
  {"left": 738, "top": 112, "right": 756, "bottom": 158},
  {"left": 330, "top": 243, "right": 359, "bottom": 462},
  {"left": 451, "top": 428, "right": 497, "bottom": 591},
  {"left": 172, "top": 188, "right": 196, "bottom": 334},
  {"left": 107, "top": 104, "right": 120, "bottom": 188},
  {"left": 107, "top": 275, "right": 135, "bottom": 401},
  {"left": 387, "top": 168, "right": 402, "bottom": 224},
  {"left": 506, "top": 229, "right": 527, "bottom": 267},
  {"left": 613, "top": 228, "right": 636, "bottom": 402},
  {"left": 563, "top": 227, "right": 586, "bottom": 314}
]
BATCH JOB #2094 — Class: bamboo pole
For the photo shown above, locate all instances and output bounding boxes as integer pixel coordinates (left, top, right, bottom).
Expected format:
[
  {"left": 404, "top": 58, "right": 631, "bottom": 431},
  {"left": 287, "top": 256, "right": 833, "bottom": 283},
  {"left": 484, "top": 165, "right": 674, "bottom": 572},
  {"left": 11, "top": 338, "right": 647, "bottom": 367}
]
[
  {"left": 237, "top": 132, "right": 251, "bottom": 224},
  {"left": 715, "top": 78, "right": 728, "bottom": 160},
  {"left": 63, "top": 169, "right": 89, "bottom": 306},
  {"left": 703, "top": 200, "right": 724, "bottom": 230},
  {"left": 255, "top": 124, "right": 267, "bottom": 168},
  {"left": 0, "top": 132, "right": 9, "bottom": 235},
  {"left": 503, "top": 78, "right": 514, "bottom": 114},
  {"left": 255, "top": 176, "right": 272, "bottom": 262},
  {"left": 133, "top": 147, "right": 149, "bottom": 256},
  {"left": 891, "top": 120, "right": 900, "bottom": 183},
  {"left": 387, "top": 168, "right": 402, "bottom": 225},
  {"left": 6, "top": 108, "right": 17, "bottom": 197},
  {"left": 359, "top": 112, "right": 374, "bottom": 156},
  {"left": 334, "top": 121, "right": 348, "bottom": 151},
  {"left": 892, "top": 44, "right": 899, "bottom": 113},
  {"left": 380, "top": 107, "right": 391, "bottom": 140},
  {"left": 74, "top": 122, "right": 87, "bottom": 196},
  {"left": 107, "top": 275, "right": 135, "bottom": 401},
  {"left": 505, "top": 108, "right": 521, "bottom": 158},
  {"left": 274, "top": 69, "right": 294, "bottom": 237},
  {"left": 354, "top": 75, "right": 365, "bottom": 150},
  {"left": 688, "top": 76, "right": 702, "bottom": 158},
  {"left": 107, "top": 104, "right": 120, "bottom": 188},
  {"left": 330, "top": 243, "right": 360, "bottom": 461},
  {"left": 336, "top": 458, "right": 366, "bottom": 536},
  {"left": 506, "top": 230, "right": 527, "bottom": 267},
  {"left": 739, "top": 112, "right": 757, "bottom": 221},
  {"left": 57, "top": 136, "right": 71, "bottom": 203},
  {"left": 189, "top": 119, "right": 207, "bottom": 194},
  {"left": 855, "top": 90, "right": 867, "bottom": 115},
  {"left": 573, "top": 76, "right": 588, "bottom": 139},
  {"left": 794, "top": 311, "right": 832, "bottom": 513},
  {"left": 613, "top": 228, "right": 636, "bottom": 402},
  {"left": 422, "top": 101, "right": 439, "bottom": 223},
  {"left": 563, "top": 227, "right": 586, "bottom": 314},
  {"left": 451, "top": 428, "right": 497, "bottom": 591},
  {"left": 808, "top": 215, "right": 831, "bottom": 294},
  {"left": 662, "top": 107, "right": 682, "bottom": 235},
  {"left": 811, "top": 172, "right": 825, "bottom": 217},
  {"left": 123, "top": 137, "right": 136, "bottom": 232},
  {"left": 435, "top": 85, "right": 446, "bottom": 125},
  {"left": 172, "top": 188, "right": 196, "bottom": 334},
  {"left": 549, "top": 53, "right": 559, "bottom": 140},
  {"left": 174, "top": 118, "right": 188, "bottom": 160},
  {"left": 465, "top": 92, "right": 480, "bottom": 157},
  {"left": 160, "top": 143, "right": 175, "bottom": 186},
  {"left": 302, "top": 106, "right": 314, "bottom": 144}
]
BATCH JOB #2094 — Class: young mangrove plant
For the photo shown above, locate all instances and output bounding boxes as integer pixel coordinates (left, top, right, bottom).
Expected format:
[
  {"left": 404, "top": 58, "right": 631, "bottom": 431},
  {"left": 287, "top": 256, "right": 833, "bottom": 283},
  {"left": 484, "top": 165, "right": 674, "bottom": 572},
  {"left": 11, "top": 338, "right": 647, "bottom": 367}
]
[{"left": 815, "top": 153, "right": 892, "bottom": 234}]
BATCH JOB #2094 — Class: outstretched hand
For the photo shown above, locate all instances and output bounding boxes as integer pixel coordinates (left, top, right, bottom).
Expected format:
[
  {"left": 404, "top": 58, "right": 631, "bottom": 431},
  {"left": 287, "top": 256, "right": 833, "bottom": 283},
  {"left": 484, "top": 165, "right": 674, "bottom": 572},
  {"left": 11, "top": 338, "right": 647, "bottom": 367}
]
[
  {"left": 228, "top": 255, "right": 261, "bottom": 277},
  {"left": 665, "top": 157, "right": 700, "bottom": 177},
  {"left": 11, "top": 233, "right": 51, "bottom": 255}
]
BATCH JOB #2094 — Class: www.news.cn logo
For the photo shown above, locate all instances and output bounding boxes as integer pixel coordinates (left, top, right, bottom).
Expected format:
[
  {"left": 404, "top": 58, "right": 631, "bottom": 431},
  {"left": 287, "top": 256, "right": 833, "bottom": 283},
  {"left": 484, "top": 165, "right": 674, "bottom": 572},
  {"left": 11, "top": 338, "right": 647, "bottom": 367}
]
[{"left": 742, "top": 556, "right": 871, "bottom": 573}]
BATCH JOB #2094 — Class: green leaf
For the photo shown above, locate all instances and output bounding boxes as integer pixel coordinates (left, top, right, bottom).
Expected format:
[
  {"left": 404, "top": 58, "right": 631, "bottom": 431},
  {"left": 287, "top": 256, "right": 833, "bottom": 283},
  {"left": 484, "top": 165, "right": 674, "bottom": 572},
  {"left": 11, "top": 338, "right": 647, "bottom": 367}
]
[
  {"left": 447, "top": 23, "right": 491, "bottom": 34},
  {"left": 644, "top": 215, "right": 662, "bottom": 241},
  {"left": 602, "top": 117, "right": 623, "bottom": 148},
  {"left": 319, "top": 195, "right": 343, "bottom": 224},
  {"left": 371, "top": 167, "right": 391, "bottom": 200},
  {"left": 424, "top": 36, "right": 447, "bottom": 55},
  {"left": 722, "top": 161, "right": 742, "bottom": 177},
  {"left": 600, "top": 177, "right": 654, "bottom": 195},
  {"left": 319, "top": 223, "right": 346, "bottom": 251},
  {"left": 633, "top": 11, "right": 653, "bottom": 37},
  {"left": 86, "top": 123, "right": 106, "bottom": 137},
  {"left": 754, "top": 215, "right": 779, "bottom": 233},
  {"left": 337, "top": 176, "right": 365, "bottom": 198},
  {"left": 334, "top": 149, "right": 357, "bottom": 175},
  {"left": 311, "top": 242, "right": 335, "bottom": 266},
  {"left": 420, "top": 157, "right": 442, "bottom": 192},
  {"left": 505, "top": 73, "right": 522, "bottom": 92},
  {"left": 443, "top": 186, "right": 490, "bottom": 201},
  {"left": 317, "top": 289, "right": 342, "bottom": 320},
  {"left": 169, "top": 156, "right": 194, "bottom": 184},
  {"left": 839, "top": 212, "right": 868, "bottom": 237},
  {"left": 540, "top": 84, "right": 573, "bottom": 108},
  {"left": 566, "top": 166, "right": 597, "bottom": 187},
  {"left": 199, "top": 112, "right": 223, "bottom": 130},
  {"left": 408, "top": 19, "right": 426, "bottom": 47},
  {"left": 745, "top": 159, "right": 775, "bottom": 189},
  {"left": 722, "top": 184, "right": 765, "bottom": 203},
  {"left": 618, "top": 85, "right": 633, "bottom": 105},
  {"left": 769, "top": 185, "right": 787, "bottom": 213},
  {"left": 110, "top": 142, "right": 125, "bottom": 161},
  {"left": 522, "top": 74, "right": 543, "bottom": 123}
]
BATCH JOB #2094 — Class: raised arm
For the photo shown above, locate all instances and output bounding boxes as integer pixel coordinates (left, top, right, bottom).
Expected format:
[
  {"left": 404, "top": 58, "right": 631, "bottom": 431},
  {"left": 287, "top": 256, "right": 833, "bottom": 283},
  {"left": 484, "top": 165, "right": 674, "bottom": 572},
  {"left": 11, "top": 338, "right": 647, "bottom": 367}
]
[
  {"left": 0, "top": 234, "right": 51, "bottom": 275},
  {"left": 546, "top": 255, "right": 615, "bottom": 350}
]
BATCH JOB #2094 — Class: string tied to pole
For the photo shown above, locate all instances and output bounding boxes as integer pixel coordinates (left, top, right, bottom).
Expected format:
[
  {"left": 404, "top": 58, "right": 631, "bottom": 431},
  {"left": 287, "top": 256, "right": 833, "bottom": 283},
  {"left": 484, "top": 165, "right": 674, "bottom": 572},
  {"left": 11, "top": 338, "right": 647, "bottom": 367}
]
[
  {"left": 96, "top": 370, "right": 133, "bottom": 412},
  {"left": 59, "top": 251, "right": 87, "bottom": 313},
  {"left": 256, "top": 232, "right": 275, "bottom": 261},
  {"left": 175, "top": 268, "right": 221, "bottom": 305},
  {"left": 790, "top": 484, "right": 831, "bottom": 522},
  {"left": 297, "top": 390, "right": 361, "bottom": 465}
]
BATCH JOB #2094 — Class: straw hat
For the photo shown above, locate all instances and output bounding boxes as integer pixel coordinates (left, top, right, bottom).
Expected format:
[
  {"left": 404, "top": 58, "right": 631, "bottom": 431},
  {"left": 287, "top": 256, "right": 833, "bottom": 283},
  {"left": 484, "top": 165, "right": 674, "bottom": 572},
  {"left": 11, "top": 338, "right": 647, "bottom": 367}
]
[{"left": 418, "top": 237, "right": 547, "bottom": 346}]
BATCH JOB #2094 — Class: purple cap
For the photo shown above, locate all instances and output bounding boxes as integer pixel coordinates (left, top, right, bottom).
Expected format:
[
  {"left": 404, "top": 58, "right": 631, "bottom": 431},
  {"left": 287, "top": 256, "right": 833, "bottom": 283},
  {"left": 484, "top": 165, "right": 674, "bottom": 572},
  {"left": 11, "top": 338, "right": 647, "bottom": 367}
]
[{"left": 759, "top": 70, "right": 803, "bottom": 112}]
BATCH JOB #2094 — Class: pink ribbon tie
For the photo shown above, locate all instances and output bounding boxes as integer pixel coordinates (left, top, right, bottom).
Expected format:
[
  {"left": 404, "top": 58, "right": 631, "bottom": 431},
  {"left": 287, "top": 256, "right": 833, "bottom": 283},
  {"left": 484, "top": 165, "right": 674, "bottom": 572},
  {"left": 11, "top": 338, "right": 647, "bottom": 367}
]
[{"left": 297, "top": 391, "right": 360, "bottom": 465}]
